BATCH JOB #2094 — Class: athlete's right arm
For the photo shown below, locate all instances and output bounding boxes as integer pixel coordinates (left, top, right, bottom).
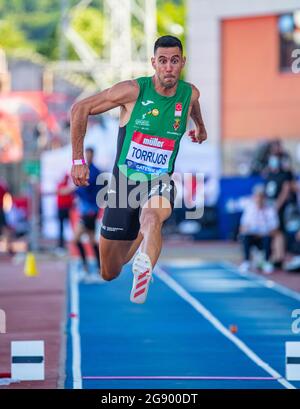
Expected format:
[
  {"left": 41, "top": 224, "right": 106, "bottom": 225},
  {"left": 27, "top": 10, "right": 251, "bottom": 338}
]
[{"left": 71, "top": 80, "right": 139, "bottom": 186}]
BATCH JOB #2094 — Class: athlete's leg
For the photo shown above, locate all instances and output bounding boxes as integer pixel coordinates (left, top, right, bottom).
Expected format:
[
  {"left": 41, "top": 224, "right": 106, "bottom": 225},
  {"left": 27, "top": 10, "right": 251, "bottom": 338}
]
[
  {"left": 100, "top": 236, "right": 136, "bottom": 281},
  {"left": 100, "top": 193, "right": 141, "bottom": 279},
  {"left": 123, "top": 232, "right": 144, "bottom": 264},
  {"left": 99, "top": 179, "right": 172, "bottom": 282},
  {"left": 139, "top": 195, "right": 172, "bottom": 267},
  {"left": 129, "top": 195, "right": 172, "bottom": 303}
]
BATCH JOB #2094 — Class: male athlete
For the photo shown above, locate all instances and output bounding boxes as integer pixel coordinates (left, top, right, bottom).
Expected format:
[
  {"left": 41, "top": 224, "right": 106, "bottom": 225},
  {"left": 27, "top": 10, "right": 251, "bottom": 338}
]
[{"left": 71, "top": 35, "right": 207, "bottom": 304}]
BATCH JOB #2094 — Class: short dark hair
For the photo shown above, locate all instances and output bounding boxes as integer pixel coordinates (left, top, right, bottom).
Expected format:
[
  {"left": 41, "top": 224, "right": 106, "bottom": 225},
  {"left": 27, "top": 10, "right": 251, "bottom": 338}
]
[{"left": 154, "top": 35, "right": 183, "bottom": 54}]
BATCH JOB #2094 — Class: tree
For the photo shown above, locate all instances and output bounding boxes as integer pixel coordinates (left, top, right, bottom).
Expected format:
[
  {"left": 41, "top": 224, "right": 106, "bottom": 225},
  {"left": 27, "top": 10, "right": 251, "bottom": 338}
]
[
  {"left": 0, "top": 20, "right": 32, "bottom": 52},
  {"left": 157, "top": 1, "right": 185, "bottom": 50},
  {"left": 71, "top": 7, "right": 105, "bottom": 56},
  {"left": 0, "top": 0, "right": 186, "bottom": 62}
]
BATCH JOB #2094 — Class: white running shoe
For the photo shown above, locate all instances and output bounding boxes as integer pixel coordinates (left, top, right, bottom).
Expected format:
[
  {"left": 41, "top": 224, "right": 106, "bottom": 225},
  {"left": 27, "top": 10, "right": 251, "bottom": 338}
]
[
  {"left": 239, "top": 261, "right": 250, "bottom": 274},
  {"left": 130, "top": 252, "right": 153, "bottom": 304},
  {"left": 262, "top": 261, "right": 274, "bottom": 274}
]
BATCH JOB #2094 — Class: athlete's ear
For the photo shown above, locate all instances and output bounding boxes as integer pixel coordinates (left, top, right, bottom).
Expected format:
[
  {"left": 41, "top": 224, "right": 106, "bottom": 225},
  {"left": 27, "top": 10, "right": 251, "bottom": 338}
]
[
  {"left": 182, "top": 56, "right": 186, "bottom": 68},
  {"left": 151, "top": 56, "right": 156, "bottom": 70}
]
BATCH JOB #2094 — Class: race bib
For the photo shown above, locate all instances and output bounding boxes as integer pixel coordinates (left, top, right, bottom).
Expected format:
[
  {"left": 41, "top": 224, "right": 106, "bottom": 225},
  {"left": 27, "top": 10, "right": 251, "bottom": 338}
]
[{"left": 125, "top": 131, "right": 175, "bottom": 175}]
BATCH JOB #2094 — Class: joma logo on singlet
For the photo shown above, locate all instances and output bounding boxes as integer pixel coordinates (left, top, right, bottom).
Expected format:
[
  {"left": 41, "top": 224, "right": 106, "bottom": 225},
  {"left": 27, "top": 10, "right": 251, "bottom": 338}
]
[
  {"left": 141, "top": 100, "right": 154, "bottom": 106},
  {"left": 143, "top": 137, "right": 164, "bottom": 148}
]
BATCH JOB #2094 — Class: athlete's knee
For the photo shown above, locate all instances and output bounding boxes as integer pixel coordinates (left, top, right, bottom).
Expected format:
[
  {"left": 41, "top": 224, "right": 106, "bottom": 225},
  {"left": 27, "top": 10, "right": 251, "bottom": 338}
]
[
  {"left": 140, "top": 211, "right": 162, "bottom": 233},
  {"left": 100, "top": 263, "right": 122, "bottom": 281}
]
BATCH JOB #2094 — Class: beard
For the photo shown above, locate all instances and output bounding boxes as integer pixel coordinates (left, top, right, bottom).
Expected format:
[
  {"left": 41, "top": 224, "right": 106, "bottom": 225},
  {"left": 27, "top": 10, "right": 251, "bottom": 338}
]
[{"left": 158, "top": 75, "right": 177, "bottom": 89}]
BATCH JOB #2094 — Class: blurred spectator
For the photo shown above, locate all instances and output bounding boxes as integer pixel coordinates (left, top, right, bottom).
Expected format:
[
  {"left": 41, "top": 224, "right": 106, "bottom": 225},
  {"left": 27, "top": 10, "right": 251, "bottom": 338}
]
[
  {"left": 284, "top": 230, "right": 300, "bottom": 272},
  {"left": 249, "top": 141, "right": 271, "bottom": 176},
  {"left": 283, "top": 178, "right": 300, "bottom": 272},
  {"left": 0, "top": 179, "right": 8, "bottom": 231},
  {"left": 264, "top": 153, "right": 293, "bottom": 268},
  {"left": 269, "top": 139, "right": 291, "bottom": 163},
  {"left": 56, "top": 173, "right": 74, "bottom": 251},
  {"left": 61, "top": 120, "right": 71, "bottom": 146},
  {"left": 74, "top": 147, "right": 102, "bottom": 280},
  {"left": 280, "top": 155, "right": 298, "bottom": 203},
  {"left": 34, "top": 121, "right": 49, "bottom": 151},
  {"left": 6, "top": 201, "right": 29, "bottom": 238},
  {"left": 239, "top": 185, "right": 279, "bottom": 274},
  {"left": 0, "top": 178, "right": 13, "bottom": 255},
  {"left": 250, "top": 139, "right": 291, "bottom": 177}
]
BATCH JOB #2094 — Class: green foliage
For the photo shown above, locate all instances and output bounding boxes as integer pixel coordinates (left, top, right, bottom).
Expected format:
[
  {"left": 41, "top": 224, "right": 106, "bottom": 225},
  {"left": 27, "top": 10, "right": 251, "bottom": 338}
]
[
  {"left": 12, "top": 12, "right": 60, "bottom": 58},
  {"left": 0, "top": 0, "right": 57, "bottom": 14},
  {"left": 156, "top": 1, "right": 186, "bottom": 78},
  {"left": 71, "top": 7, "right": 105, "bottom": 55},
  {"left": 0, "top": 0, "right": 185, "bottom": 61},
  {"left": 0, "top": 19, "right": 33, "bottom": 51},
  {"left": 157, "top": 1, "right": 186, "bottom": 52}
]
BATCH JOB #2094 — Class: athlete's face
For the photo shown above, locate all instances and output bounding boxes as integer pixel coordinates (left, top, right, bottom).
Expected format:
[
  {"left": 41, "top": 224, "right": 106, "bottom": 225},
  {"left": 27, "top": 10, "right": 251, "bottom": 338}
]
[
  {"left": 151, "top": 47, "right": 186, "bottom": 89},
  {"left": 85, "top": 149, "right": 94, "bottom": 165}
]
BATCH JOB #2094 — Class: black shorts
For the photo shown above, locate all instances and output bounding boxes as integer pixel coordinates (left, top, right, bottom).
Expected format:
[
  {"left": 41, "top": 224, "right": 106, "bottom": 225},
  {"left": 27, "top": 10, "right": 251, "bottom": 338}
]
[
  {"left": 100, "top": 171, "right": 176, "bottom": 240},
  {"left": 80, "top": 212, "right": 98, "bottom": 232}
]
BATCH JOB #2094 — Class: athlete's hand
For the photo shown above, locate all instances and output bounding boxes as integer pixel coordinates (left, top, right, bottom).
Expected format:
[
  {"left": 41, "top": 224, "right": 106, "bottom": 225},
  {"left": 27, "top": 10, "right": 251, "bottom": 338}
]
[
  {"left": 71, "top": 164, "right": 90, "bottom": 186},
  {"left": 188, "top": 127, "right": 207, "bottom": 144}
]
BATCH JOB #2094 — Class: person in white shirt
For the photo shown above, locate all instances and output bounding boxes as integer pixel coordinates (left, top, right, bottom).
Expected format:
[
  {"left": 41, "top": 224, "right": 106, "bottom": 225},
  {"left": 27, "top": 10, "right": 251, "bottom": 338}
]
[{"left": 239, "top": 184, "right": 279, "bottom": 274}]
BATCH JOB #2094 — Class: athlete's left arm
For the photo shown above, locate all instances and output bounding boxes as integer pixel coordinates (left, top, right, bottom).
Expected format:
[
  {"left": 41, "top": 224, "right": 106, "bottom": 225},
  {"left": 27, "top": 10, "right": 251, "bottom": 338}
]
[{"left": 188, "top": 85, "right": 207, "bottom": 144}]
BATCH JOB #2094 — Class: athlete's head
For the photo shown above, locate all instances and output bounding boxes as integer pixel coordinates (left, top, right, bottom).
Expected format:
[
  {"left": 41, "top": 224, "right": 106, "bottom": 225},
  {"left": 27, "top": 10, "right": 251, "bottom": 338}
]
[
  {"left": 85, "top": 147, "right": 94, "bottom": 165},
  {"left": 252, "top": 184, "right": 265, "bottom": 208},
  {"left": 151, "top": 35, "right": 186, "bottom": 89}
]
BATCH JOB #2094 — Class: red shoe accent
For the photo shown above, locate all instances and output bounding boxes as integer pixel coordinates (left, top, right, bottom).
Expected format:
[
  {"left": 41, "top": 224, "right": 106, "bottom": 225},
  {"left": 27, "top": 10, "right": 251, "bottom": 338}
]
[
  {"left": 130, "top": 255, "right": 152, "bottom": 304},
  {"left": 134, "top": 288, "right": 146, "bottom": 298},
  {"left": 138, "top": 269, "right": 149, "bottom": 280},
  {"left": 136, "top": 278, "right": 148, "bottom": 289}
]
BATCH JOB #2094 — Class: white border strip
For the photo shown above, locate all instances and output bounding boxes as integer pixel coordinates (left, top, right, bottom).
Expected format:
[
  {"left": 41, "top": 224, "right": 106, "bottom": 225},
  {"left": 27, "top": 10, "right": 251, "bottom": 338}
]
[
  {"left": 223, "top": 262, "right": 300, "bottom": 302},
  {"left": 70, "top": 262, "right": 82, "bottom": 389},
  {"left": 155, "top": 265, "right": 296, "bottom": 389}
]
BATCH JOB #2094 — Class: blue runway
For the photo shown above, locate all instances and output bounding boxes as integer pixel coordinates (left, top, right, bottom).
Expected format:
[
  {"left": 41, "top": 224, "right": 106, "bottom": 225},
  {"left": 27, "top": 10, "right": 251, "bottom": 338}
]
[{"left": 65, "top": 260, "right": 300, "bottom": 389}]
